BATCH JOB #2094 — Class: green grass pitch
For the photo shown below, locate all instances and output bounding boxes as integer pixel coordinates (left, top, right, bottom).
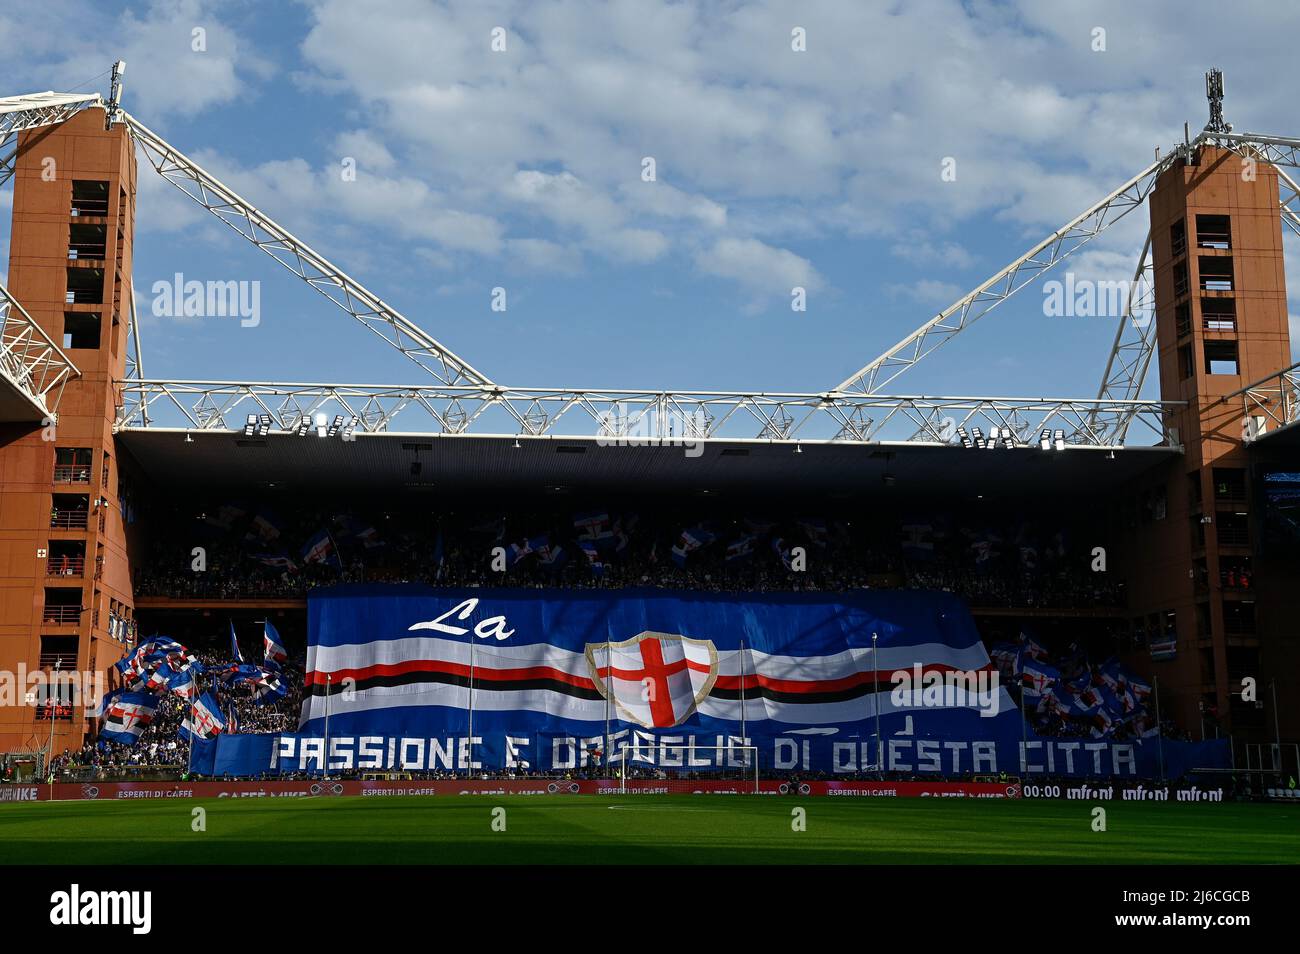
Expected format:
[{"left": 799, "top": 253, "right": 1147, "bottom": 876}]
[{"left": 1, "top": 796, "right": 1295, "bottom": 865}]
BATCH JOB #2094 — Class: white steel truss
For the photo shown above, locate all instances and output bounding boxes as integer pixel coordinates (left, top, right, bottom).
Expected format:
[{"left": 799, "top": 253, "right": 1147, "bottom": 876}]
[
  {"left": 114, "top": 379, "right": 1179, "bottom": 448},
  {"left": 0, "top": 91, "right": 103, "bottom": 188},
  {"left": 1229, "top": 360, "right": 1300, "bottom": 440},
  {"left": 119, "top": 111, "right": 493, "bottom": 389},
  {"left": 8, "top": 72, "right": 1298, "bottom": 450},
  {"left": 1, "top": 278, "right": 80, "bottom": 419},
  {"left": 833, "top": 147, "right": 1191, "bottom": 396},
  {"left": 1088, "top": 233, "right": 1157, "bottom": 444}
]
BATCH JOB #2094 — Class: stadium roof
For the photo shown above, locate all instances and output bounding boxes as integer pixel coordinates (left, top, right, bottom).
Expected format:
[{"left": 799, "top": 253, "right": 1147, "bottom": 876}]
[{"left": 117, "top": 428, "right": 1179, "bottom": 500}]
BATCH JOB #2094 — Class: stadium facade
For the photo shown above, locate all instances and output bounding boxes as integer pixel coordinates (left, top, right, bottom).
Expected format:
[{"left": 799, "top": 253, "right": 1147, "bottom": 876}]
[{"left": 0, "top": 87, "right": 1297, "bottom": 776}]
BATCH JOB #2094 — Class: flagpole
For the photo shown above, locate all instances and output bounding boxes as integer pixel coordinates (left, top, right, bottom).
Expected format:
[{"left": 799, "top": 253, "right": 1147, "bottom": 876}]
[
  {"left": 466, "top": 637, "right": 475, "bottom": 776},
  {"left": 46, "top": 659, "right": 61, "bottom": 790},
  {"left": 603, "top": 644, "right": 611, "bottom": 780},
  {"left": 872, "top": 633, "right": 882, "bottom": 779},
  {"left": 739, "top": 638, "right": 747, "bottom": 760},
  {"left": 1154, "top": 674, "right": 1165, "bottom": 783},
  {"left": 323, "top": 673, "right": 332, "bottom": 779},
  {"left": 1020, "top": 678, "right": 1028, "bottom": 775},
  {"left": 186, "top": 672, "right": 196, "bottom": 779}
]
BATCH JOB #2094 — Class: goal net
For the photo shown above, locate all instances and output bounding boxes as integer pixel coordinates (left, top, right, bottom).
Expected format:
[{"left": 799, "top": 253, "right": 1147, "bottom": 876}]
[{"left": 607, "top": 742, "right": 761, "bottom": 794}]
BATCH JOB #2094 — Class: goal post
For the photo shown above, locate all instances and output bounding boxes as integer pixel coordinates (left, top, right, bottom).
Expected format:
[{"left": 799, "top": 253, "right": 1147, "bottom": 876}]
[{"left": 609, "top": 743, "right": 761, "bottom": 794}]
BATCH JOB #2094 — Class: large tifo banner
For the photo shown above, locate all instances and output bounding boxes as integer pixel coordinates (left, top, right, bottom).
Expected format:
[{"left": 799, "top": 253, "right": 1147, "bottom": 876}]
[{"left": 211, "top": 585, "right": 1228, "bottom": 779}]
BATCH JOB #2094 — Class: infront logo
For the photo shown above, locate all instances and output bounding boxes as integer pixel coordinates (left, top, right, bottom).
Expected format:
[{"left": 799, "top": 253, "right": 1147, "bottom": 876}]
[{"left": 49, "top": 885, "right": 151, "bottom": 935}]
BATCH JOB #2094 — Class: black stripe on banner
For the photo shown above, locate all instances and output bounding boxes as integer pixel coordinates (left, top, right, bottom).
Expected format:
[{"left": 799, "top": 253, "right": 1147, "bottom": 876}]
[
  {"left": 307, "top": 669, "right": 604, "bottom": 701},
  {"left": 708, "top": 682, "right": 883, "bottom": 705}
]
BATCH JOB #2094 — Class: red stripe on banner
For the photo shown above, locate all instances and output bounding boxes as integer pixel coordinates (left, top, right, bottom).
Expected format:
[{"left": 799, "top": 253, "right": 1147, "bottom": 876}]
[{"left": 308, "top": 655, "right": 995, "bottom": 697}]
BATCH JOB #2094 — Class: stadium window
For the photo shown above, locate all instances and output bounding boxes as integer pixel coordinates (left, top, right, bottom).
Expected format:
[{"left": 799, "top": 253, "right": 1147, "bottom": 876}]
[
  {"left": 67, "top": 222, "right": 107, "bottom": 260},
  {"left": 1173, "top": 260, "right": 1189, "bottom": 298},
  {"left": 65, "top": 267, "right": 104, "bottom": 305},
  {"left": 1200, "top": 297, "right": 1236, "bottom": 332},
  {"left": 1195, "top": 214, "right": 1231, "bottom": 250},
  {"left": 1178, "top": 344, "right": 1194, "bottom": 380},
  {"left": 1204, "top": 340, "right": 1239, "bottom": 376},
  {"left": 62, "top": 312, "right": 101, "bottom": 349},
  {"left": 1169, "top": 218, "right": 1186, "bottom": 258},
  {"left": 38, "top": 635, "right": 78, "bottom": 671},
  {"left": 1197, "top": 256, "right": 1234, "bottom": 292},
  {"left": 69, "top": 180, "right": 109, "bottom": 217},
  {"left": 1174, "top": 301, "right": 1191, "bottom": 338}
]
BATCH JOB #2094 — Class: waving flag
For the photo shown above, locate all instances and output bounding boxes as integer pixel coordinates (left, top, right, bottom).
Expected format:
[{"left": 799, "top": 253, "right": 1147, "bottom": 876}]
[
  {"left": 252, "top": 668, "right": 287, "bottom": 705},
  {"left": 579, "top": 541, "right": 604, "bottom": 577},
  {"left": 246, "top": 507, "right": 284, "bottom": 544},
  {"left": 573, "top": 511, "right": 614, "bottom": 547},
  {"left": 301, "top": 529, "right": 340, "bottom": 567},
  {"left": 1020, "top": 659, "right": 1060, "bottom": 693},
  {"left": 250, "top": 551, "right": 298, "bottom": 572},
  {"left": 264, "top": 619, "right": 288, "bottom": 665},
  {"left": 505, "top": 538, "right": 534, "bottom": 568},
  {"left": 220, "top": 663, "right": 263, "bottom": 685},
  {"left": 165, "top": 667, "right": 197, "bottom": 701},
  {"left": 537, "top": 540, "right": 566, "bottom": 569},
  {"left": 100, "top": 691, "right": 161, "bottom": 744},
  {"left": 671, "top": 527, "right": 714, "bottom": 567},
  {"left": 772, "top": 536, "right": 794, "bottom": 570},
  {"left": 180, "top": 692, "right": 227, "bottom": 742},
  {"left": 1018, "top": 632, "right": 1050, "bottom": 661},
  {"left": 230, "top": 620, "right": 244, "bottom": 663},
  {"left": 725, "top": 533, "right": 757, "bottom": 562}
]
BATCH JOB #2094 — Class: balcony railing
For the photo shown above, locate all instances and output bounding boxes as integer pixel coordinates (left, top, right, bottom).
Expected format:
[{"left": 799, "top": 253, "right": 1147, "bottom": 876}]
[
  {"left": 53, "top": 465, "right": 91, "bottom": 484},
  {"left": 41, "top": 605, "right": 82, "bottom": 624},
  {"left": 49, "top": 510, "right": 88, "bottom": 529},
  {"left": 45, "top": 556, "right": 84, "bottom": 577}
]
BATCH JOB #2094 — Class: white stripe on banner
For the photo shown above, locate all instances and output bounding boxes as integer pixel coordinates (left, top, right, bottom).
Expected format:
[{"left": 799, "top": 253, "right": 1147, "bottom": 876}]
[
  {"left": 307, "top": 636, "right": 993, "bottom": 682},
  {"left": 300, "top": 681, "right": 1015, "bottom": 727}
]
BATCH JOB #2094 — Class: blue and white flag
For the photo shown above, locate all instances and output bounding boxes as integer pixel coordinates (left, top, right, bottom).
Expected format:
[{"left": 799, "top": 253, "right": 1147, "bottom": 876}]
[
  {"left": 579, "top": 541, "right": 604, "bottom": 576},
  {"left": 100, "top": 691, "right": 161, "bottom": 744},
  {"left": 671, "top": 527, "right": 714, "bottom": 567},
  {"left": 725, "top": 533, "right": 757, "bottom": 562},
  {"left": 301, "top": 529, "right": 340, "bottom": 567},
  {"left": 246, "top": 507, "right": 284, "bottom": 544},
  {"left": 573, "top": 511, "right": 614, "bottom": 547},
  {"left": 252, "top": 668, "right": 287, "bottom": 706},
  {"left": 180, "top": 692, "right": 227, "bottom": 742},
  {"left": 264, "top": 619, "right": 288, "bottom": 665},
  {"left": 230, "top": 620, "right": 243, "bottom": 663}
]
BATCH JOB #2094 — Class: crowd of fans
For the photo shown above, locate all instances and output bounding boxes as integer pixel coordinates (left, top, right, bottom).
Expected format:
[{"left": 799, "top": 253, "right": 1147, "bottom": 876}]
[
  {"left": 47, "top": 650, "right": 305, "bottom": 781},
  {"left": 130, "top": 499, "right": 1125, "bottom": 610}
]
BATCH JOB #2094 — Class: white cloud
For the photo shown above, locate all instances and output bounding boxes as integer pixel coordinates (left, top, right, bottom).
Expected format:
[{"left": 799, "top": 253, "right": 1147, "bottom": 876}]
[
  {"left": 885, "top": 279, "right": 965, "bottom": 308},
  {"left": 695, "top": 237, "right": 822, "bottom": 298},
  {"left": 505, "top": 237, "right": 583, "bottom": 274},
  {"left": 0, "top": 0, "right": 270, "bottom": 120}
]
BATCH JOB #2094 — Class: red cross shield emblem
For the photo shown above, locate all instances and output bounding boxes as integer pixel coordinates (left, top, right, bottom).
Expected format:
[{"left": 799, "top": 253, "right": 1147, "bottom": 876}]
[{"left": 585, "top": 631, "right": 719, "bottom": 728}]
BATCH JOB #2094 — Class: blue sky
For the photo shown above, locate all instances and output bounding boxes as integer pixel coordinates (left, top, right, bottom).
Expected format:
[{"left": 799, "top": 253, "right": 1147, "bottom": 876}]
[{"left": 3, "top": 0, "right": 1299, "bottom": 400}]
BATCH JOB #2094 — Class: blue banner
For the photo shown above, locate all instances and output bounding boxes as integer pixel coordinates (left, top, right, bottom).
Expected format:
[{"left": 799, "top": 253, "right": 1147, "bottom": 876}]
[{"left": 207, "top": 585, "right": 1231, "bottom": 780}]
